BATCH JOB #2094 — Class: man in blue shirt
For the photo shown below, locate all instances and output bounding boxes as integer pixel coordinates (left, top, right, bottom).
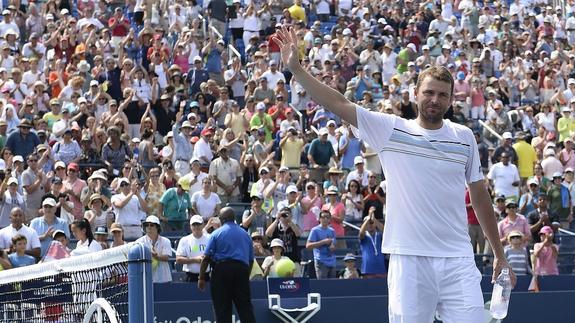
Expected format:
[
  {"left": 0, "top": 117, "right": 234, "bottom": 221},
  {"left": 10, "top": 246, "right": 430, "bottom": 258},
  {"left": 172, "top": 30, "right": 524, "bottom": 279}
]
[
  {"left": 198, "top": 207, "right": 256, "bottom": 323},
  {"left": 359, "top": 207, "right": 387, "bottom": 278},
  {"left": 306, "top": 210, "right": 337, "bottom": 278},
  {"left": 5, "top": 120, "right": 40, "bottom": 160},
  {"left": 30, "top": 198, "right": 70, "bottom": 257}
]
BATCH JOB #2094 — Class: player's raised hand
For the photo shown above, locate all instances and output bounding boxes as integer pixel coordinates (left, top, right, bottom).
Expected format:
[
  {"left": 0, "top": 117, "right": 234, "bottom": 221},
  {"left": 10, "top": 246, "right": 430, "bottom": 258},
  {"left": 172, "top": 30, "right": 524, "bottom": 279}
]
[{"left": 273, "top": 26, "right": 300, "bottom": 72}]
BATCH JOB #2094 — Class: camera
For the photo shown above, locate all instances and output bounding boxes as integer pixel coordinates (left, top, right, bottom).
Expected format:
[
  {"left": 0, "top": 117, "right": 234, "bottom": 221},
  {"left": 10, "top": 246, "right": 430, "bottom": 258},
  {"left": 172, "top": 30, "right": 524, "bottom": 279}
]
[{"left": 290, "top": 129, "right": 297, "bottom": 136}]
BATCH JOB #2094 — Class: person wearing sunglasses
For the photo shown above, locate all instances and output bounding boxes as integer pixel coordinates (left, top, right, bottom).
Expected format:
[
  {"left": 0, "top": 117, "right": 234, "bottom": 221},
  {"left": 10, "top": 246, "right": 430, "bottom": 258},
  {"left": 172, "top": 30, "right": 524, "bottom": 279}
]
[
  {"left": 111, "top": 177, "right": 149, "bottom": 240},
  {"left": 136, "top": 215, "right": 172, "bottom": 283}
]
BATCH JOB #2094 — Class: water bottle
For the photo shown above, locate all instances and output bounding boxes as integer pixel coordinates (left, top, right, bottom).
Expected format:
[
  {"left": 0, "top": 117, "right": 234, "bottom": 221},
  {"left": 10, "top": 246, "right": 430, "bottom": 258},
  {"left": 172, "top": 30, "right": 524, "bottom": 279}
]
[{"left": 490, "top": 268, "right": 512, "bottom": 319}]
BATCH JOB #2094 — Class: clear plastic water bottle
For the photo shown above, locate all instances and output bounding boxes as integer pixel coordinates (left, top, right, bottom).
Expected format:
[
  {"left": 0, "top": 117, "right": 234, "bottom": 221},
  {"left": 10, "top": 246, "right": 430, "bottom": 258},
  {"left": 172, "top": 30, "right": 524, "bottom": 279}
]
[{"left": 490, "top": 268, "right": 512, "bottom": 319}]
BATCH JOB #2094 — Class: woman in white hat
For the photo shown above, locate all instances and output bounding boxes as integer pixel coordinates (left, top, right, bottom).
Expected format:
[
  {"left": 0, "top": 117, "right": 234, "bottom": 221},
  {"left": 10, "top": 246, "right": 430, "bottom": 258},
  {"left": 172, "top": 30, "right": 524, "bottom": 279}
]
[
  {"left": 84, "top": 194, "right": 108, "bottom": 232},
  {"left": 262, "top": 238, "right": 290, "bottom": 278},
  {"left": 136, "top": 215, "right": 173, "bottom": 283}
]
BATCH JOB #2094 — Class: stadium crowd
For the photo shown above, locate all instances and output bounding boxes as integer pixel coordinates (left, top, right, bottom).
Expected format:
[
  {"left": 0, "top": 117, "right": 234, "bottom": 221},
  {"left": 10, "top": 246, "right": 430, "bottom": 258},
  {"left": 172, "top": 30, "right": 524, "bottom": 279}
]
[{"left": 0, "top": 0, "right": 574, "bottom": 280}]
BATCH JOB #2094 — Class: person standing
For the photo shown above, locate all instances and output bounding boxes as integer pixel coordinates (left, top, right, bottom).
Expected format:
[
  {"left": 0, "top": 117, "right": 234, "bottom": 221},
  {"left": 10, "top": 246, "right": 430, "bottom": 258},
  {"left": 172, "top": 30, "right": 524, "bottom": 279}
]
[
  {"left": 358, "top": 206, "right": 387, "bottom": 278},
  {"left": 275, "top": 28, "right": 514, "bottom": 322},
  {"left": 305, "top": 210, "right": 337, "bottom": 279},
  {"left": 198, "top": 207, "right": 256, "bottom": 323},
  {"left": 176, "top": 215, "right": 211, "bottom": 282}
]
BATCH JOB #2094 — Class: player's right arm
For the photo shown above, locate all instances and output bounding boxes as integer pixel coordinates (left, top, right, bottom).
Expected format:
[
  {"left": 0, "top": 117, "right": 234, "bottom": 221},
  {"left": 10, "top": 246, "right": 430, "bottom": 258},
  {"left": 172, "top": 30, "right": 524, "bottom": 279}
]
[{"left": 274, "top": 27, "right": 357, "bottom": 127}]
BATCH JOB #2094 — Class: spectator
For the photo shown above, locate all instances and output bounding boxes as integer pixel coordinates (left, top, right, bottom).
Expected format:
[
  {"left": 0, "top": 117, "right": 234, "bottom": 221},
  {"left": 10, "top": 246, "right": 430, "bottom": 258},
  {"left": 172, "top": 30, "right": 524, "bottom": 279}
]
[
  {"left": 5, "top": 119, "right": 40, "bottom": 160},
  {"left": 85, "top": 194, "right": 109, "bottom": 234},
  {"left": 338, "top": 253, "right": 361, "bottom": 279},
  {"left": 62, "top": 163, "right": 87, "bottom": 220},
  {"left": 158, "top": 177, "right": 192, "bottom": 232},
  {"left": 466, "top": 188, "right": 485, "bottom": 254},
  {"left": 362, "top": 172, "right": 385, "bottom": 220},
  {"left": 339, "top": 124, "right": 364, "bottom": 170},
  {"left": 559, "top": 138, "right": 575, "bottom": 170},
  {"left": 109, "top": 223, "right": 126, "bottom": 248},
  {"left": 307, "top": 128, "right": 336, "bottom": 181},
  {"left": 323, "top": 167, "right": 345, "bottom": 195},
  {"left": 180, "top": 158, "right": 209, "bottom": 195},
  {"left": 30, "top": 197, "right": 70, "bottom": 258},
  {"left": 519, "top": 179, "right": 542, "bottom": 216},
  {"left": 504, "top": 231, "right": 531, "bottom": 276},
  {"left": 306, "top": 210, "right": 336, "bottom": 279},
  {"left": 265, "top": 206, "right": 301, "bottom": 269},
  {"left": 101, "top": 126, "right": 133, "bottom": 173},
  {"left": 242, "top": 192, "right": 270, "bottom": 236},
  {"left": 359, "top": 207, "right": 386, "bottom": 278},
  {"left": 547, "top": 172, "right": 572, "bottom": 228},
  {"left": 7, "top": 234, "right": 36, "bottom": 268},
  {"left": 190, "top": 178, "right": 222, "bottom": 222},
  {"left": 491, "top": 132, "right": 517, "bottom": 165},
  {"left": 346, "top": 156, "right": 368, "bottom": 188},
  {"left": 136, "top": 216, "right": 172, "bottom": 283},
  {"left": 111, "top": 178, "right": 149, "bottom": 240},
  {"left": 172, "top": 113, "right": 195, "bottom": 176},
  {"left": 0, "top": 176, "right": 26, "bottom": 228},
  {"left": 487, "top": 152, "right": 521, "bottom": 202},
  {"left": 176, "top": 215, "right": 211, "bottom": 283},
  {"left": 497, "top": 201, "right": 531, "bottom": 248},
  {"left": 262, "top": 238, "right": 290, "bottom": 278},
  {"left": 533, "top": 225, "right": 559, "bottom": 276},
  {"left": 512, "top": 132, "right": 537, "bottom": 182},
  {"left": 251, "top": 231, "right": 270, "bottom": 258},
  {"left": 70, "top": 218, "right": 102, "bottom": 256},
  {"left": 0, "top": 206, "right": 40, "bottom": 258},
  {"left": 209, "top": 145, "right": 242, "bottom": 205},
  {"left": 279, "top": 126, "right": 304, "bottom": 169},
  {"left": 275, "top": 185, "right": 303, "bottom": 229},
  {"left": 94, "top": 226, "right": 109, "bottom": 250},
  {"left": 322, "top": 186, "right": 345, "bottom": 247}
]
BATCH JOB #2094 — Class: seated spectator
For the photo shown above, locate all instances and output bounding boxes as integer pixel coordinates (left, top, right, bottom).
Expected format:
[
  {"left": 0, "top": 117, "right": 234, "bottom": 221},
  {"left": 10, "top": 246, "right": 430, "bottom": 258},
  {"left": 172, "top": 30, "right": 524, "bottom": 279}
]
[
  {"left": 109, "top": 223, "right": 126, "bottom": 248},
  {"left": 323, "top": 167, "right": 345, "bottom": 194},
  {"left": 70, "top": 218, "right": 102, "bottom": 256},
  {"left": 30, "top": 197, "right": 70, "bottom": 258},
  {"left": 359, "top": 207, "right": 387, "bottom": 278},
  {"left": 0, "top": 249, "right": 12, "bottom": 270},
  {"left": 176, "top": 215, "right": 211, "bottom": 282},
  {"left": 0, "top": 207, "right": 40, "bottom": 258},
  {"left": 136, "top": 216, "right": 172, "bottom": 283},
  {"left": 306, "top": 210, "right": 337, "bottom": 279},
  {"left": 262, "top": 238, "right": 291, "bottom": 278},
  {"left": 533, "top": 226, "right": 559, "bottom": 276},
  {"left": 504, "top": 231, "right": 531, "bottom": 276},
  {"left": 338, "top": 253, "right": 361, "bottom": 279},
  {"left": 251, "top": 231, "right": 270, "bottom": 259},
  {"left": 93, "top": 226, "right": 109, "bottom": 250},
  {"left": 8, "top": 234, "right": 36, "bottom": 268},
  {"left": 84, "top": 194, "right": 109, "bottom": 231}
]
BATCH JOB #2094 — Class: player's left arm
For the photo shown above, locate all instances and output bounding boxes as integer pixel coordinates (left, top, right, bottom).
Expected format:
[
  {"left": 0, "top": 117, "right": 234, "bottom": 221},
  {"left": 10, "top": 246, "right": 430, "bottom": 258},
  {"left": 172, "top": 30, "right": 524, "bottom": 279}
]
[{"left": 468, "top": 180, "right": 517, "bottom": 288}]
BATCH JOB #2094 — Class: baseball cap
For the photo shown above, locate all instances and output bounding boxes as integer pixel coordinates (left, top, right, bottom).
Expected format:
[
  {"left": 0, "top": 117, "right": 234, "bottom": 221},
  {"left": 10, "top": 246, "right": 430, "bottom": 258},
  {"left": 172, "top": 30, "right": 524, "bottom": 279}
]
[
  {"left": 508, "top": 231, "right": 523, "bottom": 238},
  {"left": 143, "top": 215, "right": 161, "bottom": 226},
  {"left": 495, "top": 194, "right": 506, "bottom": 202},
  {"left": 189, "top": 214, "right": 204, "bottom": 225},
  {"left": 343, "top": 253, "right": 356, "bottom": 262},
  {"left": 318, "top": 128, "right": 328, "bottom": 136},
  {"left": 12, "top": 155, "right": 24, "bottom": 163},
  {"left": 502, "top": 132, "right": 513, "bottom": 139},
  {"left": 110, "top": 223, "right": 123, "bottom": 233},
  {"left": 118, "top": 177, "right": 130, "bottom": 186},
  {"left": 177, "top": 177, "right": 191, "bottom": 191},
  {"left": 354, "top": 156, "right": 364, "bottom": 165},
  {"left": 286, "top": 185, "right": 298, "bottom": 194},
  {"left": 256, "top": 102, "right": 266, "bottom": 110},
  {"left": 326, "top": 185, "right": 339, "bottom": 195},
  {"left": 67, "top": 163, "right": 79, "bottom": 171},
  {"left": 52, "top": 230, "right": 66, "bottom": 239},
  {"left": 553, "top": 172, "right": 563, "bottom": 178},
  {"left": 566, "top": 167, "right": 575, "bottom": 173},
  {"left": 7, "top": 177, "right": 17, "bottom": 186},
  {"left": 251, "top": 192, "right": 264, "bottom": 200},
  {"left": 42, "top": 197, "right": 57, "bottom": 207},
  {"left": 540, "top": 225, "right": 553, "bottom": 235}
]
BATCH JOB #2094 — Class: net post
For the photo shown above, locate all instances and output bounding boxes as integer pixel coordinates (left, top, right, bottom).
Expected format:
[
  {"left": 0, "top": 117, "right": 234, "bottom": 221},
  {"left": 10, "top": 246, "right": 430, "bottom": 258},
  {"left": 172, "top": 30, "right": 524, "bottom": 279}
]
[{"left": 128, "top": 243, "right": 154, "bottom": 323}]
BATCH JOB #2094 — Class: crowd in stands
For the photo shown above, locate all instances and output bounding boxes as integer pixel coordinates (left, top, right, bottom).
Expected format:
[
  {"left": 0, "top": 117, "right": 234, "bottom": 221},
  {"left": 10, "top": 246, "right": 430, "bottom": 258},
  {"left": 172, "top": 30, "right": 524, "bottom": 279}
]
[{"left": 1, "top": 0, "right": 575, "bottom": 281}]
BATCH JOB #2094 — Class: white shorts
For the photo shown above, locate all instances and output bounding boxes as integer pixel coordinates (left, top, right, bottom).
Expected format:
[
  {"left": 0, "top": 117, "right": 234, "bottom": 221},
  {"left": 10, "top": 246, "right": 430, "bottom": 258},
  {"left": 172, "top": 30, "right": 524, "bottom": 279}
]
[{"left": 387, "top": 254, "right": 484, "bottom": 323}]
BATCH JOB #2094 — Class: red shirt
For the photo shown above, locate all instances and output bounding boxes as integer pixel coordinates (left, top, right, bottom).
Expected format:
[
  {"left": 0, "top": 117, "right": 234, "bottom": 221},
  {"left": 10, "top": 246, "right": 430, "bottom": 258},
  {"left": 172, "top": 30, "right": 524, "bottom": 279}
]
[
  {"left": 268, "top": 34, "right": 280, "bottom": 53},
  {"left": 466, "top": 189, "right": 479, "bottom": 225},
  {"left": 108, "top": 17, "right": 130, "bottom": 37},
  {"left": 268, "top": 105, "right": 286, "bottom": 132}
]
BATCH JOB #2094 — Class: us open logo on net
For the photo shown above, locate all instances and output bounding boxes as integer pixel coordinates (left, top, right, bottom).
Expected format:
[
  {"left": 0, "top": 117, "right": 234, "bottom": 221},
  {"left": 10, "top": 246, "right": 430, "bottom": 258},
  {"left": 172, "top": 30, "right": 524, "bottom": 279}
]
[{"left": 279, "top": 280, "right": 301, "bottom": 292}]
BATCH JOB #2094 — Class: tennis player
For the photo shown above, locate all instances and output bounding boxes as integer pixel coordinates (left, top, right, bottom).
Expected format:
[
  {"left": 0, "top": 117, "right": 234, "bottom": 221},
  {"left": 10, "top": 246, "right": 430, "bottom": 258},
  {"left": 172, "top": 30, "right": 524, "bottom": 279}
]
[{"left": 274, "top": 27, "right": 516, "bottom": 322}]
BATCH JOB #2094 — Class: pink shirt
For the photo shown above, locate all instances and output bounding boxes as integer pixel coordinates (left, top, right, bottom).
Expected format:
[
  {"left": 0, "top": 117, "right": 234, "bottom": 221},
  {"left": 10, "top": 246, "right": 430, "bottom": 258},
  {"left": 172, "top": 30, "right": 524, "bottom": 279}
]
[
  {"left": 322, "top": 202, "right": 345, "bottom": 237},
  {"left": 302, "top": 195, "right": 323, "bottom": 232},
  {"left": 497, "top": 214, "right": 531, "bottom": 246},
  {"left": 63, "top": 178, "right": 87, "bottom": 220},
  {"left": 534, "top": 242, "right": 559, "bottom": 275},
  {"left": 453, "top": 80, "right": 470, "bottom": 102},
  {"left": 560, "top": 149, "right": 575, "bottom": 170}
]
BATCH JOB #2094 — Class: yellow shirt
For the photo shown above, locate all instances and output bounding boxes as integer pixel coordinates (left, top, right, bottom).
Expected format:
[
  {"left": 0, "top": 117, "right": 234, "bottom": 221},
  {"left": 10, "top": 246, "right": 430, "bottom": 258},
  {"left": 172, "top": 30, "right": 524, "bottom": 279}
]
[
  {"left": 513, "top": 140, "right": 538, "bottom": 178},
  {"left": 288, "top": 5, "right": 306, "bottom": 22},
  {"left": 557, "top": 116, "right": 575, "bottom": 142},
  {"left": 42, "top": 112, "right": 62, "bottom": 130},
  {"left": 281, "top": 138, "right": 304, "bottom": 168}
]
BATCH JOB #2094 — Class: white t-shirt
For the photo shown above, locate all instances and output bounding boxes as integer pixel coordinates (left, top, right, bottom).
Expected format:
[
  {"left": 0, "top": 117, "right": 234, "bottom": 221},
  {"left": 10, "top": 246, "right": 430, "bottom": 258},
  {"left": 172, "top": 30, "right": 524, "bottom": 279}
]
[
  {"left": 112, "top": 193, "right": 144, "bottom": 226},
  {"left": 190, "top": 191, "right": 221, "bottom": 221},
  {"left": 71, "top": 238, "right": 102, "bottom": 256},
  {"left": 487, "top": 163, "right": 520, "bottom": 198},
  {"left": 135, "top": 235, "right": 172, "bottom": 283},
  {"left": 0, "top": 224, "right": 41, "bottom": 250},
  {"left": 175, "top": 233, "right": 210, "bottom": 273},
  {"left": 355, "top": 106, "right": 482, "bottom": 257},
  {"left": 260, "top": 70, "right": 286, "bottom": 91},
  {"left": 181, "top": 171, "right": 209, "bottom": 197}
]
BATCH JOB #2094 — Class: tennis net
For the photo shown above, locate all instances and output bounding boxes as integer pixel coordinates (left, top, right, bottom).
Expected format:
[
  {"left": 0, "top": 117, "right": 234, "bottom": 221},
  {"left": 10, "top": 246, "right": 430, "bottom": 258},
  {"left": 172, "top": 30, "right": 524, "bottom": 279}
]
[{"left": 0, "top": 242, "right": 153, "bottom": 323}]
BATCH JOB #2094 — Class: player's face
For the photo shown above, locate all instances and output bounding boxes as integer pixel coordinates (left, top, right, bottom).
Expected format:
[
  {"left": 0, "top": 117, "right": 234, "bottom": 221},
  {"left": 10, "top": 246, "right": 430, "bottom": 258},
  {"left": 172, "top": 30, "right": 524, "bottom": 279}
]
[{"left": 415, "top": 76, "right": 453, "bottom": 127}]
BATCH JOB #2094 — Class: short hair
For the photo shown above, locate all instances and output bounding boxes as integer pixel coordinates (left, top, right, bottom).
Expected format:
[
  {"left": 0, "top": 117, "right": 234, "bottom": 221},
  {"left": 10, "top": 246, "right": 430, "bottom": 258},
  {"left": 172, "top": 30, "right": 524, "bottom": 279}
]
[
  {"left": 415, "top": 66, "right": 454, "bottom": 96},
  {"left": 11, "top": 234, "right": 27, "bottom": 245}
]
